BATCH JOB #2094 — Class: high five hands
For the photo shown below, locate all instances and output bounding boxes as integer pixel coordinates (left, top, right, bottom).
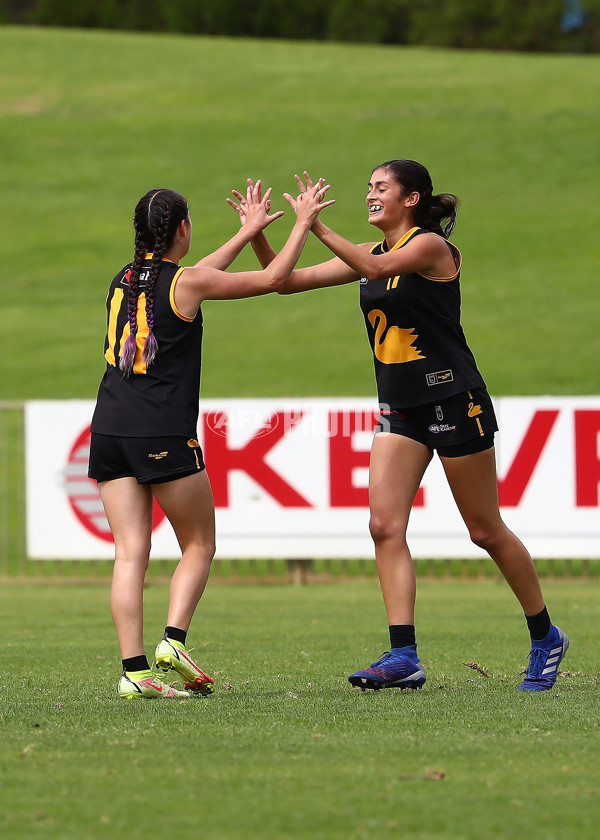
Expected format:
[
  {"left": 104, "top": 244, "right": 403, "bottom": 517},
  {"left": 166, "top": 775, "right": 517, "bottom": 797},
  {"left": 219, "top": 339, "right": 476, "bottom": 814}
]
[
  {"left": 283, "top": 171, "right": 334, "bottom": 222},
  {"left": 228, "top": 172, "right": 334, "bottom": 230},
  {"left": 226, "top": 178, "right": 285, "bottom": 234}
]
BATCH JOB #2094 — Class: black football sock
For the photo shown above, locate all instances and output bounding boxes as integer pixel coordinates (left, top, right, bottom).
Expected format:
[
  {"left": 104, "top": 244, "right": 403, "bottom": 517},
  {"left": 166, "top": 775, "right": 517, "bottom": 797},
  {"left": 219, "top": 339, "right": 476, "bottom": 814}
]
[
  {"left": 165, "top": 625, "right": 187, "bottom": 646},
  {"left": 389, "top": 624, "right": 416, "bottom": 650},
  {"left": 525, "top": 606, "right": 551, "bottom": 641},
  {"left": 122, "top": 655, "right": 150, "bottom": 673}
]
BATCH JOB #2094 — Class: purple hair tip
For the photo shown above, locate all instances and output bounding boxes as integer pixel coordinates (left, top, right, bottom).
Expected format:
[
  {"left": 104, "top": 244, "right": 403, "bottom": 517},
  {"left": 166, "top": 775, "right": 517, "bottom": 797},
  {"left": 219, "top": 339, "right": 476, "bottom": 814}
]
[
  {"left": 142, "top": 331, "right": 158, "bottom": 365},
  {"left": 119, "top": 333, "right": 138, "bottom": 376}
]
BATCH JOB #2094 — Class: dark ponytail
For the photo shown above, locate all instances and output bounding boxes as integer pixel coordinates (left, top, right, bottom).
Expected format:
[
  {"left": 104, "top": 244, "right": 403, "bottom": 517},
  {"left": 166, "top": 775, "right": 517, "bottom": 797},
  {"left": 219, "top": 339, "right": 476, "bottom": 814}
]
[
  {"left": 375, "top": 159, "right": 459, "bottom": 239},
  {"left": 120, "top": 188, "right": 189, "bottom": 376}
]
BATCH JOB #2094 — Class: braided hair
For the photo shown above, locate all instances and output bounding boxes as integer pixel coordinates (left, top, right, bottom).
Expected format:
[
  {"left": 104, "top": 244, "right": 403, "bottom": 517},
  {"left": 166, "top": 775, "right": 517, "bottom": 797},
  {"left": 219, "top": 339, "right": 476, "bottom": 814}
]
[
  {"left": 374, "top": 160, "right": 459, "bottom": 239},
  {"left": 120, "top": 188, "right": 189, "bottom": 376}
]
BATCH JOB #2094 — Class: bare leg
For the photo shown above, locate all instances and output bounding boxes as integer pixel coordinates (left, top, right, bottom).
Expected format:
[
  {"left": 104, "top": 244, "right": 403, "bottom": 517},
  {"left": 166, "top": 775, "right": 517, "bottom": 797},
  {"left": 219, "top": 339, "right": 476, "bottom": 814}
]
[
  {"left": 152, "top": 470, "right": 216, "bottom": 633},
  {"left": 440, "top": 446, "right": 545, "bottom": 615},
  {"left": 99, "top": 478, "right": 153, "bottom": 660},
  {"left": 369, "top": 434, "right": 432, "bottom": 625}
]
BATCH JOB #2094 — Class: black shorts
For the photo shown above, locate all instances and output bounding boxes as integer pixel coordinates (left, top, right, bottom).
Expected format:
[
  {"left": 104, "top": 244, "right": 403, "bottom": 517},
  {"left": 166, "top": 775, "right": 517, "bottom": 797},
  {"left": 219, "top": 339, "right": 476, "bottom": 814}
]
[
  {"left": 88, "top": 433, "right": 206, "bottom": 484},
  {"left": 376, "top": 387, "right": 498, "bottom": 457}
]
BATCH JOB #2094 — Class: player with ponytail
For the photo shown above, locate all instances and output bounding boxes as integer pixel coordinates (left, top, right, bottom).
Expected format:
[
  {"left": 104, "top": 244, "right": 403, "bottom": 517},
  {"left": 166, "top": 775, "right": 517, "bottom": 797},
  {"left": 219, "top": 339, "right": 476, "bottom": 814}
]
[
  {"left": 230, "top": 160, "right": 568, "bottom": 695},
  {"left": 89, "top": 178, "right": 333, "bottom": 700}
]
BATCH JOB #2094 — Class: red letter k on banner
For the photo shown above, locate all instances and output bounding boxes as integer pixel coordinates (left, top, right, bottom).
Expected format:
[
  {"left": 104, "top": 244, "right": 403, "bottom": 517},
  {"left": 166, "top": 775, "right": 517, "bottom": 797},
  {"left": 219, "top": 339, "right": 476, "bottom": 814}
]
[{"left": 203, "top": 411, "right": 312, "bottom": 508}]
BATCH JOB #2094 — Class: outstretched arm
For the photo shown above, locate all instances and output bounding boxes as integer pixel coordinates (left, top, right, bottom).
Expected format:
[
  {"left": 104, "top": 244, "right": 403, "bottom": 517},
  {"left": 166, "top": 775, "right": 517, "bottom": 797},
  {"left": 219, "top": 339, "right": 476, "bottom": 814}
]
[
  {"left": 174, "top": 179, "right": 335, "bottom": 313},
  {"left": 228, "top": 177, "right": 359, "bottom": 294},
  {"left": 292, "top": 171, "right": 455, "bottom": 281},
  {"left": 194, "top": 179, "right": 284, "bottom": 270}
]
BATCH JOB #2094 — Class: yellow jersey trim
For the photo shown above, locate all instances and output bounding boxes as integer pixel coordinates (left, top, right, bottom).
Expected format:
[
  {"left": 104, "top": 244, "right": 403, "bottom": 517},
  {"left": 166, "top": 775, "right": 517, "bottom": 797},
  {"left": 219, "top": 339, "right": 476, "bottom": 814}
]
[
  {"left": 369, "top": 227, "right": 420, "bottom": 255},
  {"left": 371, "top": 229, "right": 461, "bottom": 283},
  {"left": 373, "top": 228, "right": 421, "bottom": 291},
  {"left": 144, "top": 253, "right": 177, "bottom": 264},
  {"left": 418, "top": 234, "right": 462, "bottom": 282},
  {"left": 389, "top": 227, "right": 420, "bottom": 252},
  {"left": 169, "top": 267, "right": 194, "bottom": 322}
]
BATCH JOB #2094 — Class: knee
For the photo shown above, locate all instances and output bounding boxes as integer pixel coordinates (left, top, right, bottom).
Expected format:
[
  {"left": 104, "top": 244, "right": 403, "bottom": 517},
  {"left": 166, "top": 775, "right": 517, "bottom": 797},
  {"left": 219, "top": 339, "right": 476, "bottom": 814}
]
[
  {"left": 114, "top": 539, "right": 151, "bottom": 568},
  {"left": 369, "top": 511, "right": 406, "bottom": 546},
  {"left": 200, "top": 536, "right": 216, "bottom": 563},
  {"left": 206, "top": 541, "right": 216, "bottom": 565},
  {"left": 183, "top": 538, "right": 215, "bottom": 564},
  {"left": 467, "top": 522, "right": 504, "bottom": 553}
]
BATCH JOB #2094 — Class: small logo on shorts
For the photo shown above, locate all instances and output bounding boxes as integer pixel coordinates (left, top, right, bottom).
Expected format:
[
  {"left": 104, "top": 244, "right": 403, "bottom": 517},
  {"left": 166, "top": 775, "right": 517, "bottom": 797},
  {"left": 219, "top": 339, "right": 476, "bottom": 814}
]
[
  {"left": 148, "top": 451, "right": 168, "bottom": 460},
  {"left": 187, "top": 439, "right": 200, "bottom": 448},
  {"left": 435, "top": 405, "right": 444, "bottom": 421},
  {"left": 428, "top": 423, "right": 456, "bottom": 434},
  {"left": 426, "top": 370, "right": 454, "bottom": 386},
  {"left": 468, "top": 402, "right": 483, "bottom": 418}
]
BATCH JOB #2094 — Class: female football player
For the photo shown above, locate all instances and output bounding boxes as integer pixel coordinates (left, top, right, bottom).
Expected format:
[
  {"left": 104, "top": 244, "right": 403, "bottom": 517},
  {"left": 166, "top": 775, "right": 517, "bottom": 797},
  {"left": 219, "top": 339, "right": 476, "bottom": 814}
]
[
  {"left": 89, "top": 178, "right": 333, "bottom": 699},
  {"left": 228, "top": 161, "right": 567, "bottom": 693}
]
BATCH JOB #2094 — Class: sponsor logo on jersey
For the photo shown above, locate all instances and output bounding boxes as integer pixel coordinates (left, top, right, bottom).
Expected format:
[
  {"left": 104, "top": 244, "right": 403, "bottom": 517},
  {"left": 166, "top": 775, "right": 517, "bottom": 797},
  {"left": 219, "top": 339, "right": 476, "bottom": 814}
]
[
  {"left": 120, "top": 269, "right": 150, "bottom": 288},
  {"left": 428, "top": 423, "right": 457, "bottom": 434},
  {"left": 426, "top": 370, "right": 454, "bottom": 386}
]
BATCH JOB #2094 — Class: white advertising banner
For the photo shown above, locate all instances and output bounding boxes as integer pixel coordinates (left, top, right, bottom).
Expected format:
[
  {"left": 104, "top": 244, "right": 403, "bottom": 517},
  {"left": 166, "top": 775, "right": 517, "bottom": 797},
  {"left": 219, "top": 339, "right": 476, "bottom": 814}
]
[{"left": 25, "top": 397, "right": 600, "bottom": 559}]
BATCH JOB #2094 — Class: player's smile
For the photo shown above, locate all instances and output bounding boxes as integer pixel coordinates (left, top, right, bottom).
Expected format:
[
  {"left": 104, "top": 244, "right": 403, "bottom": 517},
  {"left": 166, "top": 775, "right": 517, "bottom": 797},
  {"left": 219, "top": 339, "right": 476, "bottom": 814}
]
[
  {"left": 366, "top": 200, "right": 386, "bottom": 224},
  {"left": 366, "top": 167, "right": 404, "bottom": 225}
]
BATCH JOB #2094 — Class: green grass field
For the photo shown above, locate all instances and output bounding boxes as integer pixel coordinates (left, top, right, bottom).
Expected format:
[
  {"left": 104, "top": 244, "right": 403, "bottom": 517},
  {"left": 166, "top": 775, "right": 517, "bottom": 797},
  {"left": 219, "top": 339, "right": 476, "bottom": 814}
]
[
  {"left": 2, "top": 580, "right": 599, "bottom": 840},
  {"left": 1, "top": 25, "right": 599, "bottom": 400},
  {"left": 1, "top": 28, "right": 599, "bottom": 839}
]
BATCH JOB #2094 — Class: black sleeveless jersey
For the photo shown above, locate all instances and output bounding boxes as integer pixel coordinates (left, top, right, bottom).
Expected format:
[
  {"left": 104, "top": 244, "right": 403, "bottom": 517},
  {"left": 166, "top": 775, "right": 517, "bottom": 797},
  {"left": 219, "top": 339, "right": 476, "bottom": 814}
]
[
  {"left": 90, "top": 257, "right": 203, "bottom": 437},
  {"left": 359, "top": 227, "right": 486, "bottom": 408}
]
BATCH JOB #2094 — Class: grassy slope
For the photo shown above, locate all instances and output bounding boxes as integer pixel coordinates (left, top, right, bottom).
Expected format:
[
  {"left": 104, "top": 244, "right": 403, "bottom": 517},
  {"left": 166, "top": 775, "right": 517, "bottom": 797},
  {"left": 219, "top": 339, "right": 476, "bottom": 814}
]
[
  {"left": 1, "top": 581, "right": 599, "bottom": 840},
  {"left": 0, "top": 26, "right": 598, "bottom": 400}
]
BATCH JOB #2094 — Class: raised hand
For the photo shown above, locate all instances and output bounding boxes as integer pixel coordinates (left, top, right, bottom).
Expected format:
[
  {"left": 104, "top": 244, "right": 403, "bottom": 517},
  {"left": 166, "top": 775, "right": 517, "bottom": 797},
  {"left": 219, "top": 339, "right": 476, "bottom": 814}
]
[
  {"left": 283, "top": 172, "right": 335, "bottom": 225},
  {"left": 226, "top": 178, "right": 284, "bottom": 234}
]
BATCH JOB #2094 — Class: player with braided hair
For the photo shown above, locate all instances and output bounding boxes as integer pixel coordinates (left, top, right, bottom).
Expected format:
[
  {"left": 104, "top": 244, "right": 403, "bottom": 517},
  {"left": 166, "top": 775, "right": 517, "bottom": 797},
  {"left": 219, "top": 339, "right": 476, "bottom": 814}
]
[
  {"left": 120, "top": 189, "right": 190, "bottom": 374},
  {"left": 89, "top": 178, "right": 333, "bottom": 699}
]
